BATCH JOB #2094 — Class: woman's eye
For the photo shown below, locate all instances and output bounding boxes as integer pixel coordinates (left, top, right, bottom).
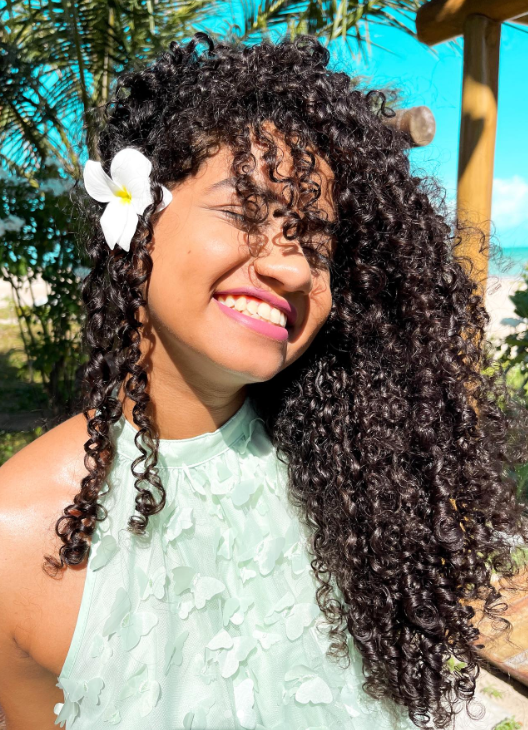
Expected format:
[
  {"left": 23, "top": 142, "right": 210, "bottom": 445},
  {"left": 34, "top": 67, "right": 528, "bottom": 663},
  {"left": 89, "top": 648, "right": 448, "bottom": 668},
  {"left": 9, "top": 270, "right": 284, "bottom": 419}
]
[{"left": 220, "top": 209, "right": 245, "bottom": 221}]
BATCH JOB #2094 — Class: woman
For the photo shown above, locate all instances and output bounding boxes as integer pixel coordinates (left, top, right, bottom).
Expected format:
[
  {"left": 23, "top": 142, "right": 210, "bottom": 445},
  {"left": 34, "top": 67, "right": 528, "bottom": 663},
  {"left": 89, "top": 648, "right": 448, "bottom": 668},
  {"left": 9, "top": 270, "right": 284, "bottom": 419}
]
[{"left": 1, "top": 31, "right": 528, "bottom": 730}]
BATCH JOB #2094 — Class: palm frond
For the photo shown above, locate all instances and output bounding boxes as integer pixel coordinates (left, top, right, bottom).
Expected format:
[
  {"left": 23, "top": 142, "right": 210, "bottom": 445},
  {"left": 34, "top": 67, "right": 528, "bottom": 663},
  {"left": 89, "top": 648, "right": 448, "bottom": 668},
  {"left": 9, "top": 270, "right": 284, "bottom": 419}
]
[{"left": 0, "top": 0, "right": 424, "bottom": 174}]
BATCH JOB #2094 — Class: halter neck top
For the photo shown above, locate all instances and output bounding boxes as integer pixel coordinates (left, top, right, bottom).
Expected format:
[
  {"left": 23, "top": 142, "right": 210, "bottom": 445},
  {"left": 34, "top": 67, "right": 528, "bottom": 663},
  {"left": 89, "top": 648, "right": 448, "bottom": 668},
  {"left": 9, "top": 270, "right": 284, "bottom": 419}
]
[{"left": 54, "top": 395, "right": 414, "bottom": 729}]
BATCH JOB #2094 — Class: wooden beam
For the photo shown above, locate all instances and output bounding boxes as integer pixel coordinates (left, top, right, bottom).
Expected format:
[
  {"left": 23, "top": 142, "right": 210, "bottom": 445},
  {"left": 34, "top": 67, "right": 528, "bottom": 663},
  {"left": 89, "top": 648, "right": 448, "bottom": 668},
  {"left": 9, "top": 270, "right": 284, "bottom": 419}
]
[
  {"left": 383, "top": 105, "right": 436, "bottom": 147},
  {"left": 416, "top": 0, "right": 528, "bottom": 45},
  {"left": 456, "top": 14, "right": 501, "bottom": 300}
]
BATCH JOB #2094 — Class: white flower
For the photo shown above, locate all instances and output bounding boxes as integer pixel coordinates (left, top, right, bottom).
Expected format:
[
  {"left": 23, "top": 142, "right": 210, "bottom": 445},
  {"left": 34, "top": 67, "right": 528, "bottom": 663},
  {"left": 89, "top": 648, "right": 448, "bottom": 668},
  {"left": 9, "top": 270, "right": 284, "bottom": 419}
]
[{"left": 83, "top": 147, "right": 172, "bottom": 252}]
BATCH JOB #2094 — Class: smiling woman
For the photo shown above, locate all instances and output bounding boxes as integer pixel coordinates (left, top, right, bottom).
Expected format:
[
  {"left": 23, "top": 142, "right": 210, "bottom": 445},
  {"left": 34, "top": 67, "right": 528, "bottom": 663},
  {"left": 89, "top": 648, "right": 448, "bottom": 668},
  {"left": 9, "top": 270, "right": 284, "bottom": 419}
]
[
  {"left": 2, "top": 30, "right": 528, "bottom": 730},
  {"left": 115, "top": 135, "right": 337, "bottom": 433}
]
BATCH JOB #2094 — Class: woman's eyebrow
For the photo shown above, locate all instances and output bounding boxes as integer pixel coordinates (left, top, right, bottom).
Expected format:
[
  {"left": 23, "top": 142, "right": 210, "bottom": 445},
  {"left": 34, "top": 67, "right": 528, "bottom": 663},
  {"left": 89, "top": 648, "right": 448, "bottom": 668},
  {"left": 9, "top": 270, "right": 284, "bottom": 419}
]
[
  {"left": 205, "top": 176, "right": 336, "bottom": 221},
  {"left": 204, "top": 177, "right": 285, "bottom": 204}
]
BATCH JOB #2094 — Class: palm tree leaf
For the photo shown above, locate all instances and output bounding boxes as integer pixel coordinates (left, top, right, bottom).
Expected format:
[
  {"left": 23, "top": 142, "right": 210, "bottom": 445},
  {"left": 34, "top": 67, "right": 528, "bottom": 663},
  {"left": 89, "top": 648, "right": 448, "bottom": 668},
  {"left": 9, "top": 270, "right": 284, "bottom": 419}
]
[{"left": 0, "top": 0, "right": 424, "bottom": 173}]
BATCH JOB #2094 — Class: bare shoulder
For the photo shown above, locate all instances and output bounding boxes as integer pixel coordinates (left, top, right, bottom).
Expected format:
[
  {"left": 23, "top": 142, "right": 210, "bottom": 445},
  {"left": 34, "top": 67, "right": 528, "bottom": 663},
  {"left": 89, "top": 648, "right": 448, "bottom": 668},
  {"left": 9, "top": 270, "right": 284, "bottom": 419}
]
[
  {"left": 0, "top": 413, "right": 93, "bottom": 728},
  {"left": 0, "top": 412, "right": 90, "bottom": 641},
  {"left": 0, "top": 411, "right": 90, "bottom": 509}
]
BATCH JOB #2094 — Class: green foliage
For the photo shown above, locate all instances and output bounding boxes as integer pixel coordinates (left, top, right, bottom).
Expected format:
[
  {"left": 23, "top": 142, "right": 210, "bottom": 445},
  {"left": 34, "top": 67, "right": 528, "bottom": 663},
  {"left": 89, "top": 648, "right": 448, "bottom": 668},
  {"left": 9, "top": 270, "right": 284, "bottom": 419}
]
[
  {"left": 494, "top": 265, "right": 528, "bottom": 503},
  {"left": 444, "top": 655, "right": 467, "bottom": 673},
  {"left": 1, "top": 0, "right": 217, "bottom": 169},
  {"left": 511, "top": 545, "right": 528, "bottom": 570},
  {"left": 493, "top": 718, "right": 523, "bottom": 730},
  {"left": 481, "top": 685, "right": 504, "bottom": 700},
  {"left": 0, "top": 428, "right": 42, "bottom": 466},
  {"left": 496, "top": 262, "right": 528, "bottom": 398},
  {"left": 0, "top": 161, "right": 89, "bottom": 415}
]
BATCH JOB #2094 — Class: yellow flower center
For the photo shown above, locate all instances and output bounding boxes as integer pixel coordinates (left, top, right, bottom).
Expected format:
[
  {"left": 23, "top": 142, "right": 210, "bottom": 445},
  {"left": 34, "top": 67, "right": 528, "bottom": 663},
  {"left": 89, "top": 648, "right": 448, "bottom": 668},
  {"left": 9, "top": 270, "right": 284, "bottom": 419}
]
[{"left": 115, "top": 186, "right": 132, "bottom": 204}]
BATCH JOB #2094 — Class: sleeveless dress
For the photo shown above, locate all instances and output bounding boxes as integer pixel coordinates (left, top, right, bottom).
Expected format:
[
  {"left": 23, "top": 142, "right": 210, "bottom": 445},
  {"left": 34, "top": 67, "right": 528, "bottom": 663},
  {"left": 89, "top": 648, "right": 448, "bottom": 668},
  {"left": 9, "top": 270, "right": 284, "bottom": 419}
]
[{"left": 54, "top": 395, "right": 415, "bottom": 730}]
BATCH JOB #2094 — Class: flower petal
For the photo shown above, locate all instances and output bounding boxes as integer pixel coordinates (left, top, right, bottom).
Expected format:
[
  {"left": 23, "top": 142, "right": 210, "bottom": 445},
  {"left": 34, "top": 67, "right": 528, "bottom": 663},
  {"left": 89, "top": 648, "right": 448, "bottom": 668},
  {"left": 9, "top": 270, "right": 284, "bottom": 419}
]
[
  {"left": 100, "top": 198, "right": 130, "bottom": 251},
  {"left": 157, "top": 184, "right": 173, "bottom": 211},
  {"left": 127, "top": 176, "right": 154, "bottom": 216},
  {"left": 83, "top": 160, "right": 120, "bottom": 202},
  {"left": 116, "top": 202, "right": 140, "bottom": 252},
  {"left": 110, "top": 147, "right": 152, "bottom": 190},
  {"left": 110, "top": 148, "right": 154, "bottom": 215}
]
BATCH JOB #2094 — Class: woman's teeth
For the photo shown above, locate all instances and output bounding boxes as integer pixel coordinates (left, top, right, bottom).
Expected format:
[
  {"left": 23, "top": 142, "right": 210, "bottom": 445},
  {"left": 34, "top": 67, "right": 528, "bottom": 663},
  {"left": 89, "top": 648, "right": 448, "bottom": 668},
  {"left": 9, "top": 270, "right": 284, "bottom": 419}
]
[{"left": 216, "top": 295, "right": 288, "bottom": 328}]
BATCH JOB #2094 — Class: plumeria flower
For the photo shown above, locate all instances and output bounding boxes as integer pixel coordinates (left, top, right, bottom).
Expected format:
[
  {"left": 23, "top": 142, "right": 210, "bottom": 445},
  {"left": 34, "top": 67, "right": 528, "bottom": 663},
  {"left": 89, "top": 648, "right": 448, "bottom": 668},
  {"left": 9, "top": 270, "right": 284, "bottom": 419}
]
[{"left": 83, "top": 147, "right": 172, "bottom": 252}]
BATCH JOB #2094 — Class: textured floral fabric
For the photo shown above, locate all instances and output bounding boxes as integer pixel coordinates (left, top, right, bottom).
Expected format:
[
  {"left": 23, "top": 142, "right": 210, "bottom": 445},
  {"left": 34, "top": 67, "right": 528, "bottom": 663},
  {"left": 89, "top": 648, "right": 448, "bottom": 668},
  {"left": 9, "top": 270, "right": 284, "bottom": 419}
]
[{"left": 54, "top": 395, "right": 415, "bottom": 729}]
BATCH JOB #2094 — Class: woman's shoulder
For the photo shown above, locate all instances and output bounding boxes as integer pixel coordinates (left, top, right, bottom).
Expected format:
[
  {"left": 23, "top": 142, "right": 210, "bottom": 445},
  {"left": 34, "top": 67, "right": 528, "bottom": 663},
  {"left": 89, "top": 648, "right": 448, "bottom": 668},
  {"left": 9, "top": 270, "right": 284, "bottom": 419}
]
[
  {"left": 0, "top": 411, "right": 93, "bottom": 586},
  {"left": 0, "top": 411, "right": 91, "bottom": 512},
  {"left": 0, "top": 412, "right": 94, "bottom": 699}
]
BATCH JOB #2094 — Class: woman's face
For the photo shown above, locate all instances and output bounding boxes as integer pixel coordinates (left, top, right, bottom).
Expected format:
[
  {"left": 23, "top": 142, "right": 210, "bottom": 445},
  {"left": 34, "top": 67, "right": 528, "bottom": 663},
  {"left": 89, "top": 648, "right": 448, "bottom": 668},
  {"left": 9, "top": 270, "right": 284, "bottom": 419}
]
[{"left": 141, "top": 128, "right": 336, "bottom": 397}]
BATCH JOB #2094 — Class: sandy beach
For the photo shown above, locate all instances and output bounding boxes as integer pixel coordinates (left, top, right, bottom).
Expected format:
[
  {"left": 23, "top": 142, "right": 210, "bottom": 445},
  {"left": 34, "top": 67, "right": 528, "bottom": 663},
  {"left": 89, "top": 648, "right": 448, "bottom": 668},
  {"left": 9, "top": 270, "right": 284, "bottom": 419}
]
[{"left": 485, "top": 273, "right": 526, "bottom": 343}]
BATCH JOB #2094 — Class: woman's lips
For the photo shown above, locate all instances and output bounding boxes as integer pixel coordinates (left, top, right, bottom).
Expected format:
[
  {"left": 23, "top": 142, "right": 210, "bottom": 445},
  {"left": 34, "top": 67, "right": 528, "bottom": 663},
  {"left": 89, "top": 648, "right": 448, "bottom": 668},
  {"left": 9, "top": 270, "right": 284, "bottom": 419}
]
[
  {"left": 213, "top": 298, "right": 289, "bottom": 342},
  {"left": 213, "top": 287, "right": 297, "bottom": 327}
]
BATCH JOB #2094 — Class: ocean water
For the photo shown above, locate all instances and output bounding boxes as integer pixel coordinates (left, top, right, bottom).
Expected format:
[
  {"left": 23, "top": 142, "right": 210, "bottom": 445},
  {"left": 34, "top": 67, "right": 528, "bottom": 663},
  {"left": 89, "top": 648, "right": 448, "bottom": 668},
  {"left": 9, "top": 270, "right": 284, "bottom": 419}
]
[{"left": 487, "top": 247, "right": 528, "bottom": 279}]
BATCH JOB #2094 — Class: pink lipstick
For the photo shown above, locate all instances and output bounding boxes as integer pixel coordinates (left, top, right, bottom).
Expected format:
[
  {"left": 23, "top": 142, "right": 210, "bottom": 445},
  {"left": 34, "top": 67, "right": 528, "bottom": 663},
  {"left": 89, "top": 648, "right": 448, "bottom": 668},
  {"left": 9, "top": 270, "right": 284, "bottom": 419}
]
[
  {"left": 213, "top": 286, "right": 297, "bottom": 327},
  {"left": 213, "top": 298, "right": 289, "bottom": 342}
]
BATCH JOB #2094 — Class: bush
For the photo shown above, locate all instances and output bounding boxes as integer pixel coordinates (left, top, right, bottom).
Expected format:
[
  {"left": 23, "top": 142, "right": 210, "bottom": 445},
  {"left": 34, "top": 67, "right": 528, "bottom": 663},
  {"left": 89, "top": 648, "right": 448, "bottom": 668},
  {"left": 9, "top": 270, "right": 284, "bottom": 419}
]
[
  {"left": 0, "top": 159, "right": 88, "bottom": 418},
  {"left": 496, "top": 262, "right": 528, "bottom": 398}
]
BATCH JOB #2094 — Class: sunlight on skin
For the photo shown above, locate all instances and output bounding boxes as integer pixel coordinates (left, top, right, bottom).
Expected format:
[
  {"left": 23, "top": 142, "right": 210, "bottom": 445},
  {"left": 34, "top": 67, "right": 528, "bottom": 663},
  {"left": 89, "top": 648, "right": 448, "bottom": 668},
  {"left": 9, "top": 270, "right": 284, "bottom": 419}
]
[{"left": 119, "top": 124, "right": 337, "bottom": 439}]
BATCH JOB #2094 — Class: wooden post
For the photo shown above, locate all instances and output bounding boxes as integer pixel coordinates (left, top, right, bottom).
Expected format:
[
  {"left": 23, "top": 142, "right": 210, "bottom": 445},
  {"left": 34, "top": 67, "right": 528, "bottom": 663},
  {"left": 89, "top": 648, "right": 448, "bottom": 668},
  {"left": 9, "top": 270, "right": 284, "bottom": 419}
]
[
  {"left": 416, "top": 0, "right": 528, "bottom": 45},
  {"left": 383, "top": 106, "right": 436, "bottom": 147},
  {"left": 456, "top": 14, "right": 501, "bottom": 301}
]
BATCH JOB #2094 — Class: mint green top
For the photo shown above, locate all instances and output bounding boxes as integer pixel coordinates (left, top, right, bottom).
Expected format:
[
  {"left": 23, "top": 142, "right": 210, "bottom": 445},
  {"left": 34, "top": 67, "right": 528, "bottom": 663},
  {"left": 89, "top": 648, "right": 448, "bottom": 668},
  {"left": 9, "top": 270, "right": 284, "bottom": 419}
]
[{"left": 54, "top": 395, "right": 414, "bottom": 729}]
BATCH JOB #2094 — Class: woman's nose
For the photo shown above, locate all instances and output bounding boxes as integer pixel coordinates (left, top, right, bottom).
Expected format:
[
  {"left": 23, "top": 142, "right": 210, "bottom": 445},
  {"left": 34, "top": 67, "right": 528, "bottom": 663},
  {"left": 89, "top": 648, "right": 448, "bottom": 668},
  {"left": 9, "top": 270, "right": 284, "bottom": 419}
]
[{"left": 248, "top": 225, "right": 314, "bottom": 296}]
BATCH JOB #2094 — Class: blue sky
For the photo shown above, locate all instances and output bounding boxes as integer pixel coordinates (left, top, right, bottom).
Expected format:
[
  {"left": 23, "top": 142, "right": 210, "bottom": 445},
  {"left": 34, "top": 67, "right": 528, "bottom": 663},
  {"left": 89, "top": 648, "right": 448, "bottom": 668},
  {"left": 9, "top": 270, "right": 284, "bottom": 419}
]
[
  {"left": 199, "top": 12, "right": 528, "bottom": 272},
  {"left": 329, "top": 19, "right": 528, "bottom": 259}
]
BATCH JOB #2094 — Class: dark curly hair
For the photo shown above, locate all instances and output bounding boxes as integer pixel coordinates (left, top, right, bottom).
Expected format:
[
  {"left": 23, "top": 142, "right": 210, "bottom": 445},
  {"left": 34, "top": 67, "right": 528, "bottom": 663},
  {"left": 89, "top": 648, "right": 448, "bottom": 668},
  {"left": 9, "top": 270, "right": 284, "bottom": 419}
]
[{"left": 44, "top": 31, "right": 528, "bottom": 729}]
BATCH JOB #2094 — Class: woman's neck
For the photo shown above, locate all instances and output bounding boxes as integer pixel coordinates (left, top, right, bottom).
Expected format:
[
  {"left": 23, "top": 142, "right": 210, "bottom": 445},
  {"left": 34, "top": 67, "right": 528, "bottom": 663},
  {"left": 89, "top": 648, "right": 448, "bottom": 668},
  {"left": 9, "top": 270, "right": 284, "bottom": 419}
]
[{"left": 117, "top": 377, "right": 247, "bottom": 440}]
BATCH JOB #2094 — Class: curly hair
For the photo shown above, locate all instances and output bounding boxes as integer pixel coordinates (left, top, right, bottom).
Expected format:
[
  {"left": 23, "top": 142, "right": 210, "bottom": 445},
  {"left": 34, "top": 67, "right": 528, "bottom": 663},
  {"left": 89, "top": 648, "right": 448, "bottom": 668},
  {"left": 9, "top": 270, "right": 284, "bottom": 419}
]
[{"left": 44, "top": 31, "right": 528, "bottom": 729}]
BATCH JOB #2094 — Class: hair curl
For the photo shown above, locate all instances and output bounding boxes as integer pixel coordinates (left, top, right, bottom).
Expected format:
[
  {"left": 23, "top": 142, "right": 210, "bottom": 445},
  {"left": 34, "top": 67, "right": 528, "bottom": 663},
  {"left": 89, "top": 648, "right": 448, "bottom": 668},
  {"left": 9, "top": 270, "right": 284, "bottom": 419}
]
[{"left": 44, "top": 32, "right": 528, "bottom": 729}]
